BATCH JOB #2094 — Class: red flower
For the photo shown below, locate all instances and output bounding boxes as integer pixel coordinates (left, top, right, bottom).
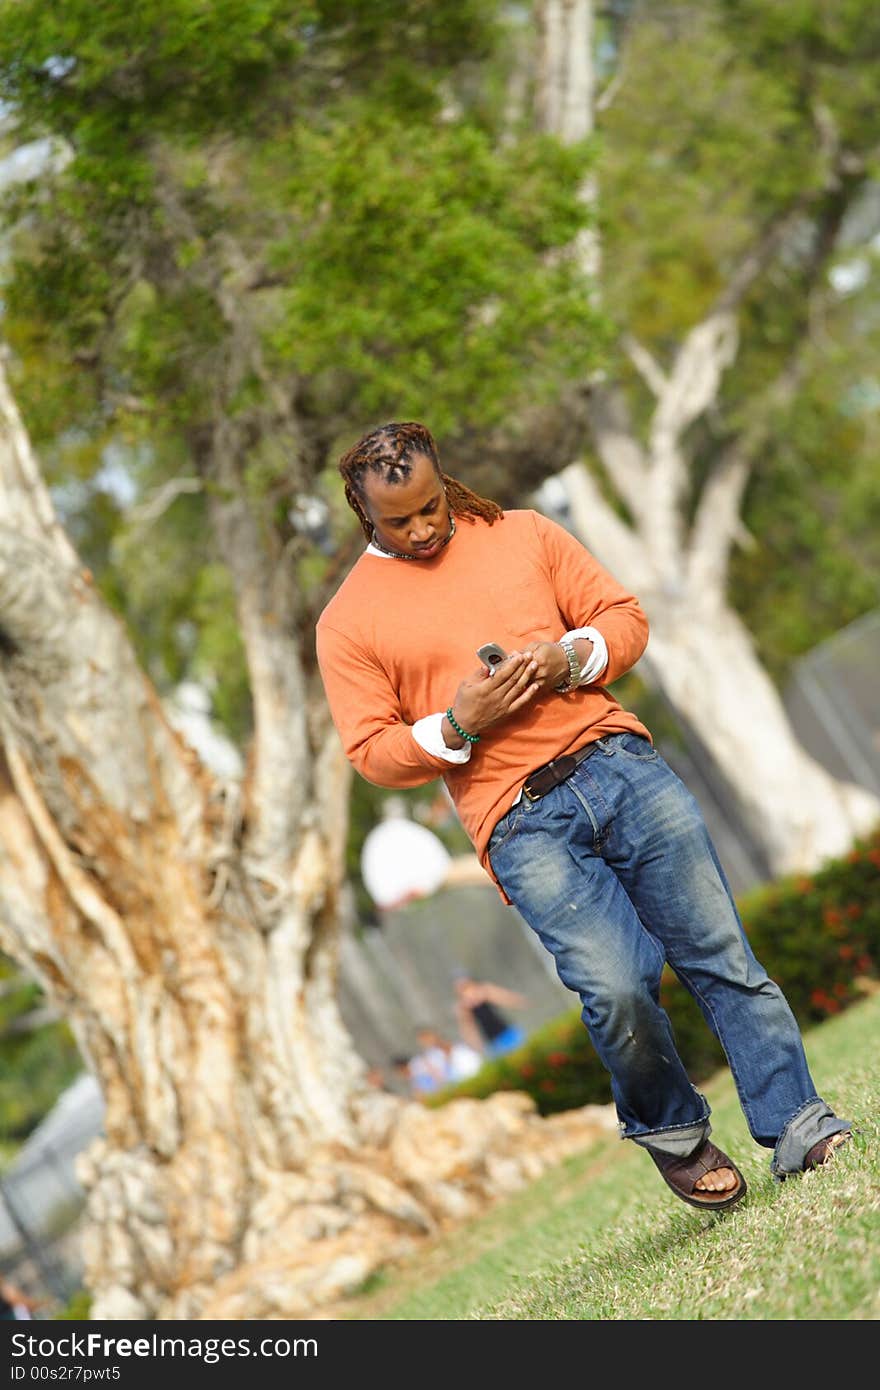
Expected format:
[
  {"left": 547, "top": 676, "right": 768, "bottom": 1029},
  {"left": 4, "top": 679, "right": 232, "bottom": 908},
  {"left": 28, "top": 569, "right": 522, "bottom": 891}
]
[
  {"left": 548, "top": 1051, "right": 570, "bottom": 1067},
  {"left": 838, "top": 944, "right": 855, "bottom": 960},
  {"left": 868, "top": 849, "right": 880, "bottom": 868},
  {"left": 796, "top": 877, "right": 814, "bottom": 893},
  {"left": 856, "top": 955, "right": 873, "bottom": 972},
  {"left": 845, "top": 903, "right": 863, "bottom": 920},
  {"left": 823, "top": 906, "right": 846, "bottom": 937}
]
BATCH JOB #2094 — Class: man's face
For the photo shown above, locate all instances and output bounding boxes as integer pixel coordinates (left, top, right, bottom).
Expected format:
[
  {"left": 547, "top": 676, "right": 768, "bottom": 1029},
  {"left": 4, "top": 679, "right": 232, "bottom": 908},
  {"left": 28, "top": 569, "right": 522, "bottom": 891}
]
[{"left": 361, "top": 452, "right": 453, "bottom": 559}]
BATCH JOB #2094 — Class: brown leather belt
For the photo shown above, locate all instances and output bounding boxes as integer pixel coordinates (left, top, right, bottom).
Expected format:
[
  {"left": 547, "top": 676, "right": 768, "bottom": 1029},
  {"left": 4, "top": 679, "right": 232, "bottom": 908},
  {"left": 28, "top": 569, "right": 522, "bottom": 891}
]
[{"left": 522, "top": 741, "right": 599, "bottom": 802}]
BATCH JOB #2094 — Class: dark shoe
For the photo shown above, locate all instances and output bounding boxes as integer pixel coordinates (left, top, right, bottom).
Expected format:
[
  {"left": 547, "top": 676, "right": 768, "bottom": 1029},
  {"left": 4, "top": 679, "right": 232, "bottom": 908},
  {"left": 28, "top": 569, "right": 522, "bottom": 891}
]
[
  {"left": 648, "top": 1138, "right": 747, "bottom": 1211},
  {"left": 802, "top": 1130, "right": 852, "bottom": 1171}
]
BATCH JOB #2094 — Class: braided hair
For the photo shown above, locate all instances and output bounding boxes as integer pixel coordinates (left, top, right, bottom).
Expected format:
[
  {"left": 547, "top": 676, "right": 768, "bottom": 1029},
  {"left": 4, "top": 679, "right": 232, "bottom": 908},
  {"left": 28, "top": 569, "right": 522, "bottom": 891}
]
[{"left": 338, "top": 421, "right": 503, "bottom": 542}]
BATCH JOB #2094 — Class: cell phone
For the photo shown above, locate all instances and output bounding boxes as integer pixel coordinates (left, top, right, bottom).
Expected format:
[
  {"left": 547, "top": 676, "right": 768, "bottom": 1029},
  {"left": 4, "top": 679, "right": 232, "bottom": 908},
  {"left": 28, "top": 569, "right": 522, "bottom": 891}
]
[{"left": 477, "top": 642, "right": 508, "bottom": 672}]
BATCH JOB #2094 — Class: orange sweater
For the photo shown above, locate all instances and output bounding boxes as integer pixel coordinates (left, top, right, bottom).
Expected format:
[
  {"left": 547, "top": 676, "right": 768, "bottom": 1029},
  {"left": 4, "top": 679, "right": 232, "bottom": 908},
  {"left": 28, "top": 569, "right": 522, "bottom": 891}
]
[{"left": 316, "top": 509, "right": 651, "bottom": 896}]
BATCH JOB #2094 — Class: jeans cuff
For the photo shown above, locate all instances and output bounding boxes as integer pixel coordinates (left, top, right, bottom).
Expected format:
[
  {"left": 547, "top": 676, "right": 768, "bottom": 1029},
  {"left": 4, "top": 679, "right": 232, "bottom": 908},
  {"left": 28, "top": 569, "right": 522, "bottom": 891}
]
[
  {"left": 623, "top": 1090, "right": 712, "bottom": 1158},
  {"left": 770, "top": 1096, "right": 851, "bottom": 1179}
]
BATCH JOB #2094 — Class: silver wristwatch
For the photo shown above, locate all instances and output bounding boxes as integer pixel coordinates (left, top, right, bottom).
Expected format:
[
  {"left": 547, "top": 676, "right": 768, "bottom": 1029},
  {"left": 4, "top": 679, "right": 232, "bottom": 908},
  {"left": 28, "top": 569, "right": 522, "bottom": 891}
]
[{"left": 554, "top": 636, "right": 582, "bottom": 693}]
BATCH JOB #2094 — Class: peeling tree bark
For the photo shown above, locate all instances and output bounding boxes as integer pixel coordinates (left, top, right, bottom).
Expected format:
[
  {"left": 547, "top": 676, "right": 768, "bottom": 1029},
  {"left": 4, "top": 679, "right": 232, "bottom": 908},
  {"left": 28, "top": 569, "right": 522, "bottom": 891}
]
[
  {"left": 535, "top": 0, "right": 880, "bottom": 871},
  {"left": 0, "top": 356, "right": 608, "bottom": 1320}
]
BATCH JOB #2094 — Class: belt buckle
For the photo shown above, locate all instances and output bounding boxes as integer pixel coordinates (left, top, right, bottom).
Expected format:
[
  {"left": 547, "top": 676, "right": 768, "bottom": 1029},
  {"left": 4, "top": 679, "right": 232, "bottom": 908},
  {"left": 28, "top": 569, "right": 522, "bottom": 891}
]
[{"left": 523, "top": 758, "right": 557, "bottom": 802}]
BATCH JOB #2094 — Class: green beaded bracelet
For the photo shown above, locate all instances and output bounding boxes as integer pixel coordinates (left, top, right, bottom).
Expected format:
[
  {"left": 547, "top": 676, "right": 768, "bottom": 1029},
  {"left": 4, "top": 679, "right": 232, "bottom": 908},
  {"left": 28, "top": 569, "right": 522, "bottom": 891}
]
[{"left": 446, "top": 707, "right": 480, "bottom": 744}]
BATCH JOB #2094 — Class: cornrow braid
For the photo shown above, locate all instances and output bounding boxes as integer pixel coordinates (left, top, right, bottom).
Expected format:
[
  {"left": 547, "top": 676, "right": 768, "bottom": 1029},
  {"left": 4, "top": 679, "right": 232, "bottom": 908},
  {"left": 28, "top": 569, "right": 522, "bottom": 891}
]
[
  {"left": 338, "top": 421, "right": 502, "bottom": 542},
  {"left": 439, "top": 472, "right": 503, "bottom": 527}
]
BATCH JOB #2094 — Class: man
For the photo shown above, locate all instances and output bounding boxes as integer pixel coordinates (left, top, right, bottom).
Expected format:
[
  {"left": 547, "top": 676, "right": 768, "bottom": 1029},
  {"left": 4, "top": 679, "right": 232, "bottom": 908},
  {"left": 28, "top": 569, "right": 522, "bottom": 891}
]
[{"left": 317, "top": 420, "right": 851, "bottom": 1209}]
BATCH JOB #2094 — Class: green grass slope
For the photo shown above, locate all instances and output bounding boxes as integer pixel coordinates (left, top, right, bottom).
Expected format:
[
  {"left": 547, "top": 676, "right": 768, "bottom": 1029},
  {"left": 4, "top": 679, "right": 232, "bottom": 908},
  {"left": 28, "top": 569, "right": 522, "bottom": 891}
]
[{"left": 339, "top": 991, "right": 880, "bottom": 1320}]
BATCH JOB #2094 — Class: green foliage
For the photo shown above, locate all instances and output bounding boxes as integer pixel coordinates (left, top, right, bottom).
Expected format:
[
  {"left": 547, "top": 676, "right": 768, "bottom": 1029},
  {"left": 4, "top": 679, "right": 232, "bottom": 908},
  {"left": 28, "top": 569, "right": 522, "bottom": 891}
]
[
  {"left": 428, "top": 821, "right": 880, "bottom": 1115},
  {"left": 728, "top": 350, "right": 880, "bottom": 680},
  {"left": 3, "top": 0, "right": 877, "bottom": 726},
  {"left": 601, "top": 8, "right": 816, "bottom": 340},
  {"left": 53, "top": 1289, "right": 93, "bottom": 1321},
  {"left": 0, "top": 959, "right": 82, "bottom": 1143},
  {"left": 0, "top": 1, "right": 602, "bottom": 737},
  {"left": 598, "top": 0, "right": 880, "bottom": 674},
  {"left": 269, "top": 113, "right": 602, "bottom": 434},
  {"left": 0, "top": 0, "right": 580, "bottom": 433},
  {"left": 741, "top": 828, "right": 880, "bottom": 1024},
  {"left": 602, "top": 1, "right": 880, "bottom": 340},
  {"left": 0, "top": 2, "right": 310, "bottom": 139},
  {"left": 720, "top": 0, "right": 880, "bottom": 154}
]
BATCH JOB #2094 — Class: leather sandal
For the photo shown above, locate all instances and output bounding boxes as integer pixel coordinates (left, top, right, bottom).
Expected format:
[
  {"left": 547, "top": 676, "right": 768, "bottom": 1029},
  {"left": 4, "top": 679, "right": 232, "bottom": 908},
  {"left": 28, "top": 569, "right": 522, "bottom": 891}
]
[
  {"left": 802, "top": 1130, "right": 852, "bottom": 1171},
  {"left": 647, "top": 1137, "right": 747, "bottom": 1211}
]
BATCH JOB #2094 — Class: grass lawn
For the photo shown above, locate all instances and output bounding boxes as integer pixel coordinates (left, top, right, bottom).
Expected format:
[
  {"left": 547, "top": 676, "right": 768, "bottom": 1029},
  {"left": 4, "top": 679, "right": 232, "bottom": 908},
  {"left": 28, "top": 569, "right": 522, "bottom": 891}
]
[{"left": 334, "top": 990, "right": 880, "bottom": 1320}]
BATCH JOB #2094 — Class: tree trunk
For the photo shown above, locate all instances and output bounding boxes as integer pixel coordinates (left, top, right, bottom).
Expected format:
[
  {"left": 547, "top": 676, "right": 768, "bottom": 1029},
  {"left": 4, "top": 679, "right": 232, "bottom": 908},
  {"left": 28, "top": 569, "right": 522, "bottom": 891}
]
[
  {"left": 0, "top": 359, "right": 609, "bottom": 1320},
  {"left": 641, "top": 604, "right": 879, "bottom": 872}
]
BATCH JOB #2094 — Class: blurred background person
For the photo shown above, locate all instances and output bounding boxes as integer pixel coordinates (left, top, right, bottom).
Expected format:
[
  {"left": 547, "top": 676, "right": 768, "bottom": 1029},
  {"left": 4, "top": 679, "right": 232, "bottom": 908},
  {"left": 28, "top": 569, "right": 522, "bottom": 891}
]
[
  {"left": 453, "top": 975, "right": 527, "bottom": 1059},
  {"left": 0, "top": 1275, "right": 39, "bottom": 1320},
  {"left": 407, "top": 1026, "right": 482, "bottom": 1095}
]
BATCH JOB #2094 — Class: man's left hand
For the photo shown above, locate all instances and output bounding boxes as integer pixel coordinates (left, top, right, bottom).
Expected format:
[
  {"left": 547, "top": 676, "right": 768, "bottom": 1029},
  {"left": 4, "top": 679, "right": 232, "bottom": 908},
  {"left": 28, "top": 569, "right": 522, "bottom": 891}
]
[{"left": 522, "top": 641, "right": 572, "bottom": 692}]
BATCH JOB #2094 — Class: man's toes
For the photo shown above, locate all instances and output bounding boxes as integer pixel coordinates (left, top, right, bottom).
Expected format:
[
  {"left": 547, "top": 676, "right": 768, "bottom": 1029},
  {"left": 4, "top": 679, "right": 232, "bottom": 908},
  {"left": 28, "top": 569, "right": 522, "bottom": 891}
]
[{"left": 695, "top": 1166, "right": 737, "bottom": 1193}]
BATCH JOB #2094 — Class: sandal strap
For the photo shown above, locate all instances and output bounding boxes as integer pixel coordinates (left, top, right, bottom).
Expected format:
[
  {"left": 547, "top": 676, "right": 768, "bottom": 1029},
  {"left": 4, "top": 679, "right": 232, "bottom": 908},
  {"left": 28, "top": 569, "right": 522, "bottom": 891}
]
[
  {"left": 649, "top": 1139, "right": 735, "bottom": 1193},
  {"left": 803, "top": 1130, "right": 851, "bottom": 1171}
]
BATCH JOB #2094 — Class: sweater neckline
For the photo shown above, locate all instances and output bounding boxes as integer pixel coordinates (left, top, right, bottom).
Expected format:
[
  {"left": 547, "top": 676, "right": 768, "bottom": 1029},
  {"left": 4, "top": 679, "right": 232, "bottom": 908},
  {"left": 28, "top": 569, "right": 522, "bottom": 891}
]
[{"left": 367, "top": 516, "right": 457, "bottom": 561}]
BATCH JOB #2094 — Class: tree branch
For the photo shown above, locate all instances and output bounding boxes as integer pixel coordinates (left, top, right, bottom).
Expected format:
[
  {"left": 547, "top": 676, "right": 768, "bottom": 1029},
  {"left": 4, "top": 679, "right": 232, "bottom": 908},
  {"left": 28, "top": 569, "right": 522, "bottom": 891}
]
[
  {"left": 129, "top": 476, "right": 204, "bottom": 529},
  {"left": 557, "top": 459, "right": 654, "bottom": 592},
  {"left": 686, "top": 352, "right": 807, "bottom": 594},
  {"left": 649, "top": 205, "right": 809, "bottom": 452},
  {"left": 0, "top": 354, "right": 80, "bottom": 571},
  {"left": 638, "top": 207, "right": 812, "bottom": 572},
  {"left": 715, "top": 204, "right": 809, "bottom": 314},
  {"left": 0, "top": 523, "right": 209, "bottom": 855},
  {"left": 585, "top": 382, "right": 649, "bottom": 524},
  {"left": 151, "top": 175, "right": 315, "bottom": 872},
  {"left": 645, "top": 308, "right": 739, "bottom": 450},
  {"left": 595, "top": 67, "right": 623, "bottom": 114},
  {"left": 536, "top": 0, "right": 595, "bottom": 143},
  {"left": 204, "top": 449, "right": 310, "bottom": 872},
  {"left": 536, "top": 0, "right": 600, "bottom": 281},
  {"left": 685, "top": 447, "right": 753, "bottom": 598},
  {"left": 206, "top": 296, "right": 311, "bottom": 871},
  {"left": 622, "top": 334, "right": 668, "bottom": 400},
  {"left": 687, "top": 175, "right": 862, "bottom": 592}
]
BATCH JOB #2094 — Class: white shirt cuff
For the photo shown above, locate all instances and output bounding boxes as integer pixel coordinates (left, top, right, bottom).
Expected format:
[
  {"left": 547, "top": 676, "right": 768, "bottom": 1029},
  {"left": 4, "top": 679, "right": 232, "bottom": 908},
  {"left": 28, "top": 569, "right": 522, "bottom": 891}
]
[
  {"left": 563, "top": 626, "right": 609, "bottom": 684},
  {"left": 412, "top": 713, "right": 472, "bottom": 764}
]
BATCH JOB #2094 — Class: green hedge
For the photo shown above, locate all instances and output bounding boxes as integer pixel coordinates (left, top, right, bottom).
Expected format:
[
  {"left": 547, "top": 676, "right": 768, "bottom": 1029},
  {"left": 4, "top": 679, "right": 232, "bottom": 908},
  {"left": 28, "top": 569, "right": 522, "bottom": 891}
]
[{"left": 426, "top": 822, "right": 880, "bottom": 1116}]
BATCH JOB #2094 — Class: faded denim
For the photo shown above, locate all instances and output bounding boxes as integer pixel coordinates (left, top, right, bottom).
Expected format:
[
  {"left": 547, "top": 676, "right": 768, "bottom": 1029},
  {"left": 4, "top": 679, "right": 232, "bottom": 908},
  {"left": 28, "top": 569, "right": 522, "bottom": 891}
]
[{"left": 488, "top": 732, "right": 850, "bottom": 1174}]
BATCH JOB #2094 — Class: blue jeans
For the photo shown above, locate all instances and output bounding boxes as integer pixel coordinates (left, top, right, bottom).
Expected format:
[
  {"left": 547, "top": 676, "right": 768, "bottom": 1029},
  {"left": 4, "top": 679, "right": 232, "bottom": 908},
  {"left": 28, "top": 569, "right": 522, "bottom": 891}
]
[{"left": 487, "top": 732, "right": 850, "bottom": 1176}]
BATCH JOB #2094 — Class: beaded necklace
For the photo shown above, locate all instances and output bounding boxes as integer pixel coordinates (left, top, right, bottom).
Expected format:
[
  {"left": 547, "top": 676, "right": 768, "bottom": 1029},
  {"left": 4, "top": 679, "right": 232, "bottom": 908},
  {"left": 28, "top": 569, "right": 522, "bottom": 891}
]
[{"left": 370, "top": 515, "right": 456, "bottom": 561}]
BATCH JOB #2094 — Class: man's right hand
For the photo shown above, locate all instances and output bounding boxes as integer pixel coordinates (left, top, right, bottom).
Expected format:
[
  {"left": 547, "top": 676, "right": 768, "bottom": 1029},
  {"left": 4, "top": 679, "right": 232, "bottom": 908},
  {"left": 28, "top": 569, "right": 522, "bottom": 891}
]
[{"left": 443, "top": 652, "right": 540, "bottom": 747}]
